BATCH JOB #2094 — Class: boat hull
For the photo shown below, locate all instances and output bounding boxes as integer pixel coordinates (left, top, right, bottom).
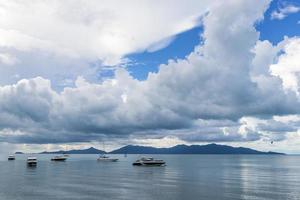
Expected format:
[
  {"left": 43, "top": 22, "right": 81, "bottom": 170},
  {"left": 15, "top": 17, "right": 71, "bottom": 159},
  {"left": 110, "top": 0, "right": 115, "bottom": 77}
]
[
  {"left": 97, "top": 158, "right": 118, "bottom": 162},
  {"left": 132, "top": 161, "right": 166, "bottom": 166},
  {"left": 27, "top": 157, "right": 37, "bottom": 166},
  {"left": 51, "top": 158, "right": 67, "bottom": 161}
]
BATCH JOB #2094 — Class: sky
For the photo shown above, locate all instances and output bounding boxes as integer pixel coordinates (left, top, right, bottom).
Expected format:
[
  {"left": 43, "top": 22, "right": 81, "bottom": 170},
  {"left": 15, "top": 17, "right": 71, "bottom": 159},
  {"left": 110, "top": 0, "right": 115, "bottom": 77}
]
[{"left": 0, "top": 0, "right": 300, "bottom": 154}]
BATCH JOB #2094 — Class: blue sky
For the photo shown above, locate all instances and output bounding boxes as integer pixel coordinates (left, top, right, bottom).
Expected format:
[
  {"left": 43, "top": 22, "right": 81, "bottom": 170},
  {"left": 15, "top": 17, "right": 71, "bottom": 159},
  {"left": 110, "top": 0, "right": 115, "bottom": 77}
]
[
  {"left": 0, "top": 0, "right": 300, "bottom": 153},
  {"left": 92, "top": 0, "right": 300, "bottom": 85},
  {"left": 257, "top": 0, "right": 300, "bottom": 44},
  {"left": 124, "top": 0, "right": 300, "bottom": 81},
  {"left": 126, "top": 26, "right": 203, "bottom": 80}
]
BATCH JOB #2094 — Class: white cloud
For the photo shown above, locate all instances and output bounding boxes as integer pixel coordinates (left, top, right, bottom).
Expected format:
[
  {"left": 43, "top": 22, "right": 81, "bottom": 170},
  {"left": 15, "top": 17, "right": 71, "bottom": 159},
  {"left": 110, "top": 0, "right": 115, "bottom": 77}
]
[
  {"left": 131, "top": 136, "right": 185, "bottom": 148},
  {"left": 0, "top": 53, "right": 18, "bottom": 65},
  {"left": 0, "top": 0, "right": 300, "bottom": 153},
  {"left": 0, "top": 0, "right": 213, "bottom": 66},
  {"left": 0, "top": 0, "right": 217, "bottom": 89},
  {"left": 271, "top": 37, "right": 300, "bottom": 95},
  {"left": 271, "top": 4, "right": 300, "bottom": 20}
]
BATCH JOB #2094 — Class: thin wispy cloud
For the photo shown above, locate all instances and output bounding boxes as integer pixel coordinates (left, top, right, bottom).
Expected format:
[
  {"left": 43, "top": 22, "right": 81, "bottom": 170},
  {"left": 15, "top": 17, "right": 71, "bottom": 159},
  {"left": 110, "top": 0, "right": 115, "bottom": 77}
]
[{"left": 271, "top": 3, "right": 300, "bottom": 20}]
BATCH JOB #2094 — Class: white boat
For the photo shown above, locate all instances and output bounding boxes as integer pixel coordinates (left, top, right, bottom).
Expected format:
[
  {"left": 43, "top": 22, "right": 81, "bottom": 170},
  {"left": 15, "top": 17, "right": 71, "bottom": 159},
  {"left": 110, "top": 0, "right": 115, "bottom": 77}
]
[
  {"left": 97, "top": 141, "right": 118, "bottom": 162},
  {"left": 51, "top": 155, "right": 67, "bottom": 161},
  {"left": 27, "top": 157, "right": 37, "bottom": 166},
  {"left": 97, "top": 154, "right": 118, "bottom": 162},
  {"left": 8, "top": 155, "right": 15, "bottom": 160},
  {"left": 132, "top": 157, "right": 166, "bottom": 166}
]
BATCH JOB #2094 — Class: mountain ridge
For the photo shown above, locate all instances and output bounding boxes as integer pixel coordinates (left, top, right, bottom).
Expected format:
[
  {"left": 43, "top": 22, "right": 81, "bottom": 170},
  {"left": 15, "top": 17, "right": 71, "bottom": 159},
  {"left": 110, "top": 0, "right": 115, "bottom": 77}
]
[
  {"left": 39, "top": 147, "right": 106, "bottom": 154},
  {"left": 109, "top": 143, "right": 284, "bottom": 155},
  {"left": 29, "top": 143, "right": 284, "bottom": 155}
]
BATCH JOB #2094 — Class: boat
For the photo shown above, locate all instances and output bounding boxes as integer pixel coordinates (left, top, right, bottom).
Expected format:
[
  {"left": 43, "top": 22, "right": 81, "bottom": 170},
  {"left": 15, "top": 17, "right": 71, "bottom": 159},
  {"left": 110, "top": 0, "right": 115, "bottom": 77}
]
[
  {"left": 27, "top": 157, "right": 37, "bottom": 166},
  {"left": 63, "top": 145, "right": 69, "bottom": 157},
  {"left": 8, "top": 155, "right": 15, "bottom": 160},
  {"left": 97, "top": 154, "right": 118, "bottom": 162},
  {"left": 132, "top": 157, "right": 166, "bottom": 166},
  {"left": 97, "top": 141, "right": 118, "bottom": 162},
  {"left": 51, "top": 155, "right": 67, "bottom": 161}
]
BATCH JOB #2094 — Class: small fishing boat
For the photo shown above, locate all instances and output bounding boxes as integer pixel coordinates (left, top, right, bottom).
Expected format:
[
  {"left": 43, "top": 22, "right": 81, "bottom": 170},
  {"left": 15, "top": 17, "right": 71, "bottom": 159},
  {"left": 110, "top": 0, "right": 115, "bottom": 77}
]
[
  {"left": 8, "top": 155, "right": 15, "bottom": 160},
  {"left": 132, "top": 157, "right": 166, "bottom": 166},
  {"left": 51, "top": 155, "right": 67, "bottom": 161},
  {"left": 97, "top": 154, "right": 118, "bottom": 162},
  {"left": 27, "top": 157, "right": 37, "bottom": 166}
]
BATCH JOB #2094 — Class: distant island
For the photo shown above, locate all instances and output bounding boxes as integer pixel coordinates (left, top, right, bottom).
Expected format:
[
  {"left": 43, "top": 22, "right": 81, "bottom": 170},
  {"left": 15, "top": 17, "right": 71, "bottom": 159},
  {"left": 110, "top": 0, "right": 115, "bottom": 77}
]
[
  {"left": 39, "top": 147, "right": 105, "bottom": 154},
  {"left": 17, "top": 143, "right": 284, "bottom": 155},
  {"left": 109, "top": 144, "right": 284, "bottom": 155}
]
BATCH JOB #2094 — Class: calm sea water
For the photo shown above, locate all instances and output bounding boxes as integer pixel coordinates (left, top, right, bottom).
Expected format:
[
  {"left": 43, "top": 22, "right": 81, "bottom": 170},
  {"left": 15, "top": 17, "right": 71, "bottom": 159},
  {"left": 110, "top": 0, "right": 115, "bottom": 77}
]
[{"left": 0, "top": 154, "right": 299, "bottom": 200}]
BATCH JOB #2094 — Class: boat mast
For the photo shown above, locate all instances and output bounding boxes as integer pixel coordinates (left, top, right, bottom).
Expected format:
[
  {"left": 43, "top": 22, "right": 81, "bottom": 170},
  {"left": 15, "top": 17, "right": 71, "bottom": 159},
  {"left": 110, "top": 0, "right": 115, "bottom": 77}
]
[{"left": 102, "top": 141, "right": 105, "bottom": 154}]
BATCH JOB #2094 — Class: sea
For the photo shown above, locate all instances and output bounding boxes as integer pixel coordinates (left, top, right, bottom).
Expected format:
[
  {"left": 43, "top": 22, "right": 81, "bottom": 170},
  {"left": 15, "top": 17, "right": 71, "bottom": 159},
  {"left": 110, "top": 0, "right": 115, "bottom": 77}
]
[{"left": 0, "top": 154, "right": 299, "bottom": 200}]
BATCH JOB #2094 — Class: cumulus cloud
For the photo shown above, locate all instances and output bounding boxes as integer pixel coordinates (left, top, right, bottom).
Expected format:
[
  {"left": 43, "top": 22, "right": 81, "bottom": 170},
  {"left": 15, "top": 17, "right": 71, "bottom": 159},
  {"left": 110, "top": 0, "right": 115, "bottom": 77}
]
[
  {"left": 271, "top": 37, "right": 300, "bottom": 95},
  {"left": 0, "top": 0, "right": 300, "bottom": 147},
  {"left": 240, "top": 116, "right": 300, "bottom": 142},
  {"left": 0, "top": 0, "right": 213, "bottom": 65},
  {"left": 0, "top": 0, "right": 217, "bottom": 89}
]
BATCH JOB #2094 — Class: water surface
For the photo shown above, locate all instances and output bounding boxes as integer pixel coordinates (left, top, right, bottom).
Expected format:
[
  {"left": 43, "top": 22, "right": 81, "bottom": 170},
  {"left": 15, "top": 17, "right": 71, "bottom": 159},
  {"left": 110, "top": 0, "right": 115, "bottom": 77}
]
[{"left": 0, "top": 154, "right": 299, "bottom": 200}]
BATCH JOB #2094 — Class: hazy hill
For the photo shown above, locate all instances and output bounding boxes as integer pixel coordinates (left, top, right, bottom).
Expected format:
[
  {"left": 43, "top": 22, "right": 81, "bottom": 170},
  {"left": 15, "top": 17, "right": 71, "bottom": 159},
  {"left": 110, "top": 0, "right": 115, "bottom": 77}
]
[
  {"left": 39, "top": 147, "right": 106, "bottom": 154},
  {"left": 110, "top": 143, "right": 283, "bottom": 155},
  {"left": 20, "top": 143, "right": 283, "bottom": 155}
]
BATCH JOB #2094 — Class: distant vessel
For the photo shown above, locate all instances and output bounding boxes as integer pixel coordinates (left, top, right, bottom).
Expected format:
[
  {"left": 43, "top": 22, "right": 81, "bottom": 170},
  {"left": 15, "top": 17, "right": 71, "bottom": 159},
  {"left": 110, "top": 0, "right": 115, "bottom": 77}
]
[
  {"left": 63, "top": 145, "right": 69, "bottom": 157},
  {"left": 97, "top": 154, "right": 118, "bottom": 162},
  {"left": 132, "top": 157, "right": 166, "bottom": 166},
  {"left": 97, "top": 141, "right": 118, "bottom": 162},
  {"left": 27, "top": 157, "right": 37, "bottom": 166},
  {"left": 51, "top": 155, "right": 67, "bottom": 161},
  {"left": 8, "top": 155, "right": 15, "bottom": 160}
]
